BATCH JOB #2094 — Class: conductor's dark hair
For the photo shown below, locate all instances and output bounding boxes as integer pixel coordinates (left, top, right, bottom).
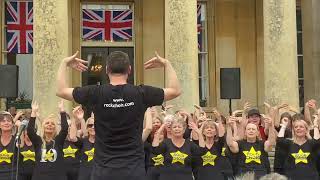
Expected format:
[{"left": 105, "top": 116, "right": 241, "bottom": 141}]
[{"left": 106, "top": 51, "right": 130, "bottom": 74}]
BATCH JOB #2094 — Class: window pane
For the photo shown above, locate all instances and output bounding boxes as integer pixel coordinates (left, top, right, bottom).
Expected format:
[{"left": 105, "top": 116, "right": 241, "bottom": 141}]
[
  {"left": 82, "top": 4, "right": 133, "bottom": 42},
  {"left": 299, "top": 79, "right": 304, "bottom": 108},
  {"left": 298, "top": 56, "right": 303, "bottom": 79},
  {"left": 296, "top": 9, "right": 302, "bottom": 32},
  {"left": 297, "top": 33, "right": 303, "bottom": 55},
  {"left": 197, "top": 3, "right": 208, "bottom": 107}
]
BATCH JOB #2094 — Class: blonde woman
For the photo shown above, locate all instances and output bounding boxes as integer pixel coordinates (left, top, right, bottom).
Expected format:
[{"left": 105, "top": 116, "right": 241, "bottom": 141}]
[
  {"left": 277, "top": 114, "right": 320, "bottom": 180},
  {"left": 27, "top": 101, "right": 68, "bottom": 180},
  {"left": 0, "top": 111, "right": 17, "bottom": 180},
  {"left": 152, "top": 116, "right": 203, "bottom": 180},
  {"left": 226, "top": 115, "right": 276, "bottom": 179},
  {"left": 77, "top": 116, "right": 95, "bottom": 180}
]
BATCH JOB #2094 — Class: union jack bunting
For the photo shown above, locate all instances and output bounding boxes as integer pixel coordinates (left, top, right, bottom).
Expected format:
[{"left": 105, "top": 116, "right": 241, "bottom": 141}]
[
  {"left": 82, "top": 9, "right": 133, "bottom": 41},
  {"left": 197, "top": 4, "right": 203, "bottom": 51},
  {"left": 5, "top": 1, "right": 33, "bottom": 54}
]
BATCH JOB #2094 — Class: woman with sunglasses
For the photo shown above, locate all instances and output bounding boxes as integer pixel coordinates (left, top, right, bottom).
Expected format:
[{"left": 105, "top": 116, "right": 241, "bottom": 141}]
[
  {"left": 0, "top": 111, "right": 18, "bottom": 180},
  {"left": 77, "top": 116, "right": 95, "bottom": 180},
  {"left": 63, "top": 107, "right": 82, "bottom": 180},
  {"left": 27, "top": 100, "right": 68, "bottom": 180}
]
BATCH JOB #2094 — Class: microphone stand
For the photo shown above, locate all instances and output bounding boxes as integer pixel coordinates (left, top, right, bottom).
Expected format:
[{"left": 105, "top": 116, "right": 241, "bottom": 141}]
[{"left": 14, "top": 135, "right": 22, "bottom": 180}]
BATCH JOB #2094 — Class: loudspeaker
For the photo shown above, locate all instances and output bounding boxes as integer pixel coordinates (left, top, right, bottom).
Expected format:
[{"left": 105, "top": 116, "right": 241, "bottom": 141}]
[
  {"left": 220, "top": 68, "right": 241, "bottom": 99},
  {"left": 0, "top": 65, "right": 19, "bottom": 98}
]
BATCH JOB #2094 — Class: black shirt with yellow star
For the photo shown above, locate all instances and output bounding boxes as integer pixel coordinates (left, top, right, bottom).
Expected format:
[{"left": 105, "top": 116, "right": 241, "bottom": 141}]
[
  {"left": 27, "top": 113, "right": 68, "bottom": 180},
  {"left": 78, "top": 137, "right": 95, "bottom": 180},
  {"left": 193, "top": 137, "right": 225, "bottom": 180},
  {"left": 145, "top": 141, "right": 164, "bottom": 180},
  {"left": 236, "top": 140, "right": 270, "bottom": 179},
  {"left": 19, "top": 144, "right": 35, "bottom": 177},
  {"left": 152, "top": 139, "right": 199, "bottom": 180},
  {"left": 63, "top": 140, "right": 81, "bottom": 167},
  {"left": 0, "top": 136, "right": 16, "bottom": 180},
  {"left": 277, "top": 137, "right": 320, "bottom": 180}
]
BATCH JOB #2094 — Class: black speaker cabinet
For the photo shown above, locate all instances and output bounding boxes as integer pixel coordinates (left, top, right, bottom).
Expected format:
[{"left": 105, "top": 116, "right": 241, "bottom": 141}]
[
  {"left": 0, "top": 65, "right": 19, "bottom": 98},
  {"left": 220, "top": 68, "right": 241, "bottom": 99}
]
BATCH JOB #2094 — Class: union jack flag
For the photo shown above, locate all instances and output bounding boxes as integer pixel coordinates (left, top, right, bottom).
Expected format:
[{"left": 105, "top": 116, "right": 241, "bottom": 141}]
[
  {"left": 5, "top": 1, "right": 33, "bottom": 54},
  {"left": 197, "top": 4, "right": 203, "bottom": 51},
  {"left": 82, "top": 9, "right": 133, "bottom": 41}
]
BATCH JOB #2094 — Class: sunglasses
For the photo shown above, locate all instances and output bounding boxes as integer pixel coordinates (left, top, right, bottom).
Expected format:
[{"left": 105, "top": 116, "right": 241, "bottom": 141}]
[{"left": 87, "top": 124, "right": 94, "bottom": 128}]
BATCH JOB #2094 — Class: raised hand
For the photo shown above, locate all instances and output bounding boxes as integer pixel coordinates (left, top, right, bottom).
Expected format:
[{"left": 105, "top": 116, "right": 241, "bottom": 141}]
[
  {"left": 307, "top": 99, "right": 317, "bottom": 110},
  {"left": 72, "top": 106, "right": 84, "bottom": 120},
  {"left": 63, "top": 51, "right": 88, "bottom": 72},
  {"left": 189, "top": 121, "right": 201, "bottom": 134},
  {"left": 58, "top": 100, "right": 65, "bottom": 112},
  {"left": 243, "top": 102, "right": 251, "bottom": 112},
  {"left": 276, "top": 103, "right": 289, "bottom": 110},
  {"left": 31, "top": 101, "right": 39, "bottom": 113},
  {"left": 144, "top": 51, "right": 168, "bottom": 69}
]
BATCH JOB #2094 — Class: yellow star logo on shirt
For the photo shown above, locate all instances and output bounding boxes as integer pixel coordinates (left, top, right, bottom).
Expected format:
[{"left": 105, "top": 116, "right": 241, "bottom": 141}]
[
  {"left": 85, "top": 148, "right": 95, "bottom": 162},
  {"left": 291, "top": 149, "right": 310, "bottom": 164},
  {"left": 45, "top": 151, "right": 54, "bottom": 161},
  {"left": 243, "top": 147, "right": 261, "bottom": 164},
  {"left": 152, "top": 154, "right": 164, "bottom": 166},
  {"left": 221, "top": 147, "right": 226, "bottom": 157},
  {"left": 201, "top": 151, "right": 217, "bottom": 166},
  {"left": 0, "top": 149, "right": 13, "bottom": 163},
  {"left": 63, "top": 145, "right": 78, "bottom": 158},
  {"left": 170, "top": 151, "right": 188, "bottom": 165},
  {"left": 21, "top": 150, "right": 35, "bottom": 162}
]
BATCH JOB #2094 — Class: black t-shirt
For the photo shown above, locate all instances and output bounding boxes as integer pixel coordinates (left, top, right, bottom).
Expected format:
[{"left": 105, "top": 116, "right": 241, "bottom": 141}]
[
  {"left": 0, "top": 136, "right": 16, "bottom": 180},
  {"left": 73, "top": 84, "right": 164, "bottom": 176},
  {"left": 78, "top": 137, "right": 95, "bottom": 180},
  {"left": 194, "top": 137, "right": 224, "bottom": 180},
  {"left": 152, "top": 139, "right": 199, "bottom": 180},
  {"left": 19, "top": 144, "right": 35, "bottom": 175},
  {"left": 277, "top": 137, "right": 320, "bottom": 180},
  {"left": 235, "top": 140, "right": 270, "bottom": 178},
  {"left": 27, "top": 113, "right": 68, "bottom": 179},
  {"left": 63, "top": 140, "right": 81, "bottom": 168}
]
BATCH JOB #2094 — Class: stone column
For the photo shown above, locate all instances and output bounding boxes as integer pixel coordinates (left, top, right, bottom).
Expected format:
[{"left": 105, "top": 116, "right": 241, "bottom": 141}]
[
  {"left": 164, "top": 0, "right": 199, "bottom": 111},
  {"left": 263, "top": 0, "right": 299, "bottom": 109},
  {"left": 301, "top": 0, "right": 320, "bottom": 103},
  {"left": 33, "top": 0, "right": 72, "bottom": 117}
]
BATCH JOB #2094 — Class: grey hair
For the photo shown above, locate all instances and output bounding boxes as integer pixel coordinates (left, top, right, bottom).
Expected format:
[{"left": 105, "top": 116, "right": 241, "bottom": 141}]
[
  {"left": 234, "top": 172, "right": 255, "bottom": 180},
  {"left": 259, "top": 173, "right": 288, "bottom": 180}
]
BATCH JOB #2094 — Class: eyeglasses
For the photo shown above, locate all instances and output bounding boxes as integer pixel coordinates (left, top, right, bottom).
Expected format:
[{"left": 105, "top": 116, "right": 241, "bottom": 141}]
[{"left": 87, "top": 124, "right": 94, "bottom": 128}]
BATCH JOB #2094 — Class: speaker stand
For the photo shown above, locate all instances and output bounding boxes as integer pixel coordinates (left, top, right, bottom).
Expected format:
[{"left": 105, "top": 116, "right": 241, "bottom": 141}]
[{"left": 229, "top": 99, "right": 232, "bottom": 115}]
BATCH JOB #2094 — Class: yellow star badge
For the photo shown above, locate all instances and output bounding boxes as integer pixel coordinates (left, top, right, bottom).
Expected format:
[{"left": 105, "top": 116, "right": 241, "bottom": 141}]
[
  {"left": 21, "top": 150, "right": 35, "bottom": 162},
  {"left": 152, "top": 154, "right": 164, "bottom": 166},
  {"left": 243, "top": 147, "right": 261, "bottom": 164},
  {"left": 291, "top": 149, "right": 310, "bottom": 164},
  {"left": 85, "top": 148, "right": 95, "bottom": 162},
  {"left": 201, "top": 151, "right": 217, "bottom": 166},
  {"left": 63, "top": 145, "right": 78, "bottom": 158},
  {"left": 45, "top": 151, "right": 54, "bottom": 161},
  {"left": 221, "top": 147, "right": 226, "bottom": 157},
  {"left": 0, "top": 149, "right": 13, "bottom": 163},
  {"left": 170, "top": 151, "right": 188, "bottom": 165}
]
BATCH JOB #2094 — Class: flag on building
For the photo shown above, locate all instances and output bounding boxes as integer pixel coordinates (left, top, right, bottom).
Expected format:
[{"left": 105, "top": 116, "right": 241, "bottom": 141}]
[
  {"left": 5, "top": 1, "right": 33, "bottom": 54},
  {"left": 82, "top": 9, "right": 133, "bottom": 41}
]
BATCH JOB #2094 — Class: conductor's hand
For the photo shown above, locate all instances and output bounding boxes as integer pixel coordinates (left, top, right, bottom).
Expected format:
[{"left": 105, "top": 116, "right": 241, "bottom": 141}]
[
  {"left": 63, "top": 51, "right": 88, "bottom": 72},
  {"left": 144, "top": 52, "right": 168, "bottom": 69}
]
